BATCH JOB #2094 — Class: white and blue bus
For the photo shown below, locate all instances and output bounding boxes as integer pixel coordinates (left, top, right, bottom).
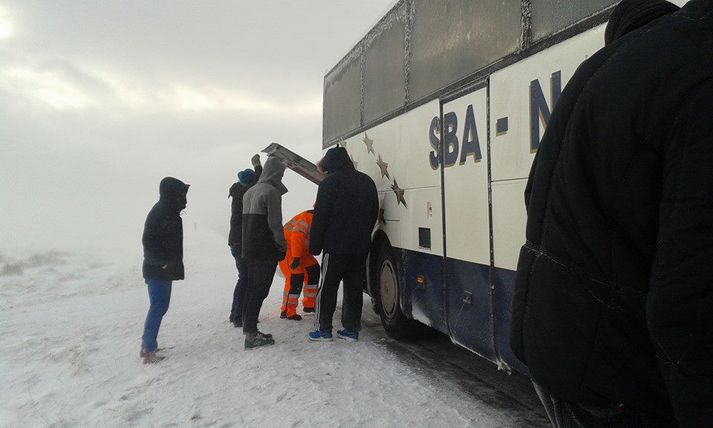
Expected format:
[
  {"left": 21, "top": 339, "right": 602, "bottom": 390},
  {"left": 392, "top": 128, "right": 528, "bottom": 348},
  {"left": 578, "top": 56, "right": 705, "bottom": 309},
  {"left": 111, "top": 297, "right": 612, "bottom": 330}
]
[{"left": 317, "top": 0, "right": 688, "bottom": 376}]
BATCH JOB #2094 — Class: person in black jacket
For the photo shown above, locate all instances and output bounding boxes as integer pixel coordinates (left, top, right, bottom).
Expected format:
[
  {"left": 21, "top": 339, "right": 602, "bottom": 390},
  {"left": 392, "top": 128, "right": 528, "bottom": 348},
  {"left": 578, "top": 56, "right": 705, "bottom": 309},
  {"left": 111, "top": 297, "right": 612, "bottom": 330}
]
[
  {"left": 140, "top": 176, "right": 189, "bottom": 364},
  {"left": 308, "top": 146, "right": 378, "bottom": 342},
  {"left": 511, "top": 0, "right": 712, "bottom": 426},
  {"left": 241, "top": 156, "right": 287, "bottom": 349},
  {"left": 228, "top": 154, "right": 262, "bottom": 327}
]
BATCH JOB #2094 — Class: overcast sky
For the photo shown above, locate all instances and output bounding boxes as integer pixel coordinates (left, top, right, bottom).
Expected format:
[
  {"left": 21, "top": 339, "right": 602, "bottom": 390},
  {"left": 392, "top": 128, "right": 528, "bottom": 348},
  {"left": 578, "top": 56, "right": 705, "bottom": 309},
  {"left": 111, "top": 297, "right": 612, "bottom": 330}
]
[{"left": 0, "top": 1, "right": 394, "bottom": 253}]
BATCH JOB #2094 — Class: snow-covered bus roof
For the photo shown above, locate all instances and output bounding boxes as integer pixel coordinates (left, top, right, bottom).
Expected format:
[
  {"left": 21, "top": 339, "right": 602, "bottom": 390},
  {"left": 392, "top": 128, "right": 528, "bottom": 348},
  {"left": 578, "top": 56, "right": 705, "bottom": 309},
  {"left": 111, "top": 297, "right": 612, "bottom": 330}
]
[{"left": 323, "top": 0, "right": 633, "bottom": 148}]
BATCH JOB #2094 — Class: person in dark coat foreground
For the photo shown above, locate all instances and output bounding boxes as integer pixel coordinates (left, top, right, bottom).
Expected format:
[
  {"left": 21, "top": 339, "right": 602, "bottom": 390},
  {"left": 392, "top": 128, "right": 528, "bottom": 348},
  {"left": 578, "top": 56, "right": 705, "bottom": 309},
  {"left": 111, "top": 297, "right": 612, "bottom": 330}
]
[
  {"left": 141, "top": 176, "right": 190, "bottom": 364},
  {"left": 228, "top": 154, "right": 262, "bottom": 327},
  {"left": 308, "top": 146, "right": 378, "bottom": 342},
  {"left": 511, "top": 0, "right": 712, "bottom": 426},
  {"left": 241, "top": 156, "right": 287, "bottom": 349}
]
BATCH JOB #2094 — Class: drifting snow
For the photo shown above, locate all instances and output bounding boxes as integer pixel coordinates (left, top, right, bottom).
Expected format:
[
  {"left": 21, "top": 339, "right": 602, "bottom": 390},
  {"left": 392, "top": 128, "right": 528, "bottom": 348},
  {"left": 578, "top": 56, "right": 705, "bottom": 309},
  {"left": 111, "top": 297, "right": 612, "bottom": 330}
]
[{"left": 1, "top": 228, "right": 529, "bottom": 427}]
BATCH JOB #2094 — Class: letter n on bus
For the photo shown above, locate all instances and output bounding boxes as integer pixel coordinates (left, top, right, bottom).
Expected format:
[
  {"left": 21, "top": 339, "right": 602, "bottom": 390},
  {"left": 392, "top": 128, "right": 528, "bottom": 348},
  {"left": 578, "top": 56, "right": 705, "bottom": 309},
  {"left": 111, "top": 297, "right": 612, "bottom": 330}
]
[{"left": 529, "top": 71, "right": 562, "bottom": 152}]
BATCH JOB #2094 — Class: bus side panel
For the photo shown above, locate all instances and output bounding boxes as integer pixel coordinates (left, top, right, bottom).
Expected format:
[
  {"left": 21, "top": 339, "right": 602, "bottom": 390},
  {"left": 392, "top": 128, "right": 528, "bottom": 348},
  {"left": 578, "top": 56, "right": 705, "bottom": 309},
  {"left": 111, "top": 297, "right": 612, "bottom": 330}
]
[
  {"left": 491, "top": 179, "right": 529, "bottom": 374},
  {"left": 344, "top": 101, "right": 444, "bottom": 255},
  {"left": 490, "top": 25, "right": 605, "bottom": 182},
  {"left": 447, "top": 258, "right": 496, "bottom": 361},
  {"left": 489, "top": 25, "right": 605, "bottom": 373},
  {"left": 398, "top": 248, "right": 448, "bottom": 333},
  {"left": 493, "top": 267, "right": 527, "bottom": 373},
  {"left": 343, "top": 101, "right": 447, "bottom": 330},
  {"left": 441, "top": 87, "right": 495, "bottom": 360}
]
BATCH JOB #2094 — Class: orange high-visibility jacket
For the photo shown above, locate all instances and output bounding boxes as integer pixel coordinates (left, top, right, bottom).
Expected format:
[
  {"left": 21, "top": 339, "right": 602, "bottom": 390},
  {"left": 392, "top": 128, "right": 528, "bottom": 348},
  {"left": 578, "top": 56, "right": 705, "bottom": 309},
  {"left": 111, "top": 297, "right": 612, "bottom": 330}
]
[{"left": 282, "top": 210, "right": 318, "bottom": 268}]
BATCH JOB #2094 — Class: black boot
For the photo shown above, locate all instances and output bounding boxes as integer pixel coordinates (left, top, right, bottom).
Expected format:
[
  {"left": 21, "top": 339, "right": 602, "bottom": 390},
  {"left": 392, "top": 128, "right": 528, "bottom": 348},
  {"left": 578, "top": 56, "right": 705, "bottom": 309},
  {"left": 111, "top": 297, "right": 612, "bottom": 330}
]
[{"left": 245, "top": 332, "right": 275, "bottom": 349}]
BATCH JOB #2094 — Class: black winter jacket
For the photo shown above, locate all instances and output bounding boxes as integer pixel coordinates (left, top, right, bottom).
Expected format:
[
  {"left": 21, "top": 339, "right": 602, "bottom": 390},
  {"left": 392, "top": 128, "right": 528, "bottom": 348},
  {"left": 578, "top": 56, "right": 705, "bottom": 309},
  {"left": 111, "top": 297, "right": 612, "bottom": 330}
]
[
  {"left": 242, "top": 157, "right": 287, "bottom": 261},
  {"left": 310, "top": 147, "right": 378, "bottom": 256},
  {"left": 511, "top": 2, "right": 713, "bottom": 426},
  {"left": 228, "top": 164, "right": 262, "bottom": 246},
  {"left": 142, "top": 177, "right": 189, "bottom": 281}
]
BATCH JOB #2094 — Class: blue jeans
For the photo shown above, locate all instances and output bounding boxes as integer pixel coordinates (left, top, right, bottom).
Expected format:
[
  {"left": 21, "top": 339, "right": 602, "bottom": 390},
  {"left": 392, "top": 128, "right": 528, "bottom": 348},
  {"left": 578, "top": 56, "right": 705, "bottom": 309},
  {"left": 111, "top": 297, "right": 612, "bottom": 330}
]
[{"left": 142, "top": 279, "right": 172, "bottom": 353}]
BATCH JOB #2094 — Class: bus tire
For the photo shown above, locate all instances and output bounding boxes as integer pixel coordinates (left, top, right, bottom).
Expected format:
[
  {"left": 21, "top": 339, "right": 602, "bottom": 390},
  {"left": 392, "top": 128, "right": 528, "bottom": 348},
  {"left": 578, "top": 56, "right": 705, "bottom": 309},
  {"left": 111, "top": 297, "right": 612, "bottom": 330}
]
[{"left": 376, "top": 242, "right": 410, "bottom": 339}]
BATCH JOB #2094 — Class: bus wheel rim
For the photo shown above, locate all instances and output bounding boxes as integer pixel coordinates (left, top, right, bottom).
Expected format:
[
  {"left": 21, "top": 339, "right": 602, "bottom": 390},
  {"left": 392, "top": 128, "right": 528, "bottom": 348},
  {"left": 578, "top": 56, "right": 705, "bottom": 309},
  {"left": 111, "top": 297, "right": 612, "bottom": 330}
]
[{"left": 380, "top": 259, "right": 397, "bottom": 320}]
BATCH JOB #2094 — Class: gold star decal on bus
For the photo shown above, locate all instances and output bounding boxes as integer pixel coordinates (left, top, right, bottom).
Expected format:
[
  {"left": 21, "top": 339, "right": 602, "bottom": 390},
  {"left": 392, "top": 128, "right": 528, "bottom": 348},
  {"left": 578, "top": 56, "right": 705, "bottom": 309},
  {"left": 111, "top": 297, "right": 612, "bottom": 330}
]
[
  {"left": 391, "top": 179, "right": 407, "bottom": 207},
  {"left": 376, "top": 154, "right": 389, "bottom": 179},
  {"left": 363, "top": 133, "right": 375, "bottom": 155}
]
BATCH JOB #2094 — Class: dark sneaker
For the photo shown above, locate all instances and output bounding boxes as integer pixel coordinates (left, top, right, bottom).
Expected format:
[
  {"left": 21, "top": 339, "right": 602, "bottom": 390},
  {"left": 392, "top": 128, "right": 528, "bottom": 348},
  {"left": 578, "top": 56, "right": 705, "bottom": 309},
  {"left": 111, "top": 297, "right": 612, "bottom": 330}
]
[
  {"left": 337, "top": 329, "right": 359, "bottom": 342},
  {"left": 245, "top": 332, "right": 275, "bottom": 349},
  {"left": 280, "top": 311, "right": 287, "bottom": 319},
  {"left": 286, "top": 314, "right": 302, "bottom": 321},
  {"left": 303, "top": 307, "right": 315, "bottom": 314},
  {"left": 308, "top": 330, "right": 333, "bottom": 342}
]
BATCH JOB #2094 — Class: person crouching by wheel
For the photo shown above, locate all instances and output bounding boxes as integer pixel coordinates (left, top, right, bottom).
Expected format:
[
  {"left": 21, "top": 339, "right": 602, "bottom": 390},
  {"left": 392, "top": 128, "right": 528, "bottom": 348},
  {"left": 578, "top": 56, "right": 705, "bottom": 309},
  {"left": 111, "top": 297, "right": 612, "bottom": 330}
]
[{"left": 279, "top": 209, "right": 320, "bottom": 321}]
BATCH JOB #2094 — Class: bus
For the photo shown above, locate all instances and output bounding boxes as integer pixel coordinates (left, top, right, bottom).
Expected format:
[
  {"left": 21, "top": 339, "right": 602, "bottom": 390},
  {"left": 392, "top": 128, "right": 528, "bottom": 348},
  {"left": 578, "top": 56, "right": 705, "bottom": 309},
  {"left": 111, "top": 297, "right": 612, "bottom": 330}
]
[{"left": 313, "top": 0, "right": 689, "bottom": 376}]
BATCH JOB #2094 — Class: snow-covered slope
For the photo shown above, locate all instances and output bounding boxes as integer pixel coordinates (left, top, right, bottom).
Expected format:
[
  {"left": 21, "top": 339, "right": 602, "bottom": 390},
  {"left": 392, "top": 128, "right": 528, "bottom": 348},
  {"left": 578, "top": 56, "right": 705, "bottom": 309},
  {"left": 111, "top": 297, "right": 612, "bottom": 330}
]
[{"left": 1, "top": 229, "right": 530, "bottom": 427}]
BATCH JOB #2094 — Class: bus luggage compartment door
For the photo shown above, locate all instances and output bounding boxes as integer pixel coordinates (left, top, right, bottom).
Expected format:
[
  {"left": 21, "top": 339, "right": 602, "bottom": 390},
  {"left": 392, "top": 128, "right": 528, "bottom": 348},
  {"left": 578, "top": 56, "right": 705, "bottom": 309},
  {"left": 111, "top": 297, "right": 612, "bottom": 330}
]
[{"left": 440, "top": 84, "right": 496, "bottom": 362}]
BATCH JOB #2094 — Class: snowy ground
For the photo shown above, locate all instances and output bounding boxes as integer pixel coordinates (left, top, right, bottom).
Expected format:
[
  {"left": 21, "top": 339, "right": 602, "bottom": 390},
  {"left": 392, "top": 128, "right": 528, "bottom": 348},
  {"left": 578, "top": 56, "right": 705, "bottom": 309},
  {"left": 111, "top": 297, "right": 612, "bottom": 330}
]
[{"left": 1, "top": 228, "right": 541, "bottom": 427}]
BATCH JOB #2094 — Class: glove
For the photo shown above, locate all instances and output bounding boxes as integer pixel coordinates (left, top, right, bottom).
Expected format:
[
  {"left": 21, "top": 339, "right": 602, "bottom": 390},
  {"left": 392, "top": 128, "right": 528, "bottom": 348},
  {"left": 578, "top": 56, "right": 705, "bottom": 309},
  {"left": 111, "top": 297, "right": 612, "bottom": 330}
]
[
  {"left": 290, "top": 257, "right": 300, "bottom": 270},
  {"left": 251, "top": 154, "right": 261, "bottom": 168}
]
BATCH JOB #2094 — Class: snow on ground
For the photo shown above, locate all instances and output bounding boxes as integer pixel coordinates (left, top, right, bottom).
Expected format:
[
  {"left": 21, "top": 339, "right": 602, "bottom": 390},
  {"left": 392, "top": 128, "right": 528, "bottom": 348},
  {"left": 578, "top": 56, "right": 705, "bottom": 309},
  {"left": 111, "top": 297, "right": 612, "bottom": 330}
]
[{"left": 1, "top": 228, "right": 529, "bottom": 427}]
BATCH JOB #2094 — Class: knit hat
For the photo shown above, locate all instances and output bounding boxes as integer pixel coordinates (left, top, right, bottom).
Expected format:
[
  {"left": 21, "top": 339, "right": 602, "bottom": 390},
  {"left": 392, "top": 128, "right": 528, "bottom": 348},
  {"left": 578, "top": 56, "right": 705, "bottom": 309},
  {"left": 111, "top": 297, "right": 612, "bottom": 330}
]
[
  {"left": 237, "top": 168, "right": 256, "bottom": 185},
  {"left": 605, "top": 0, "right": 679, "bottom": 45}
]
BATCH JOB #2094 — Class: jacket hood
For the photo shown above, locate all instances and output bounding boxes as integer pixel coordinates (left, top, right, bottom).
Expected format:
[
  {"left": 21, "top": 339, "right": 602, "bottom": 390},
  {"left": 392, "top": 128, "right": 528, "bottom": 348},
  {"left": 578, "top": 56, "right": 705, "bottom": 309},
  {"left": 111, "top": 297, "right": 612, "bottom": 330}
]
[
  {"left": 159, "top": 176, "right": 189, "bottom": 211},
  {"left": 605, "top": 0, "right": 679, "bottom": 45},
  {"left": 679, "top": 0, "right": 713, "bottom": 18},
  {"left": 229, "top": 182, "right": 243, "bottom": 198},
  {"left": 319, "top": 146, "right": 354, "bottom": 174},
  {"left": 258, "top": 156, "right": 288, "bottom": 195}
]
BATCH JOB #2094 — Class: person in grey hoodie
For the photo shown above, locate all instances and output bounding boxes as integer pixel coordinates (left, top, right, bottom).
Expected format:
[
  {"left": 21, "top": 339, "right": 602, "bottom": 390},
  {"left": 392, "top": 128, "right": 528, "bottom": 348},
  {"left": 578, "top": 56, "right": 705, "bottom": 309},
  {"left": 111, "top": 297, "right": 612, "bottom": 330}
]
[{"left": 240, "top": 156, "right": 287, "bottom": 349}]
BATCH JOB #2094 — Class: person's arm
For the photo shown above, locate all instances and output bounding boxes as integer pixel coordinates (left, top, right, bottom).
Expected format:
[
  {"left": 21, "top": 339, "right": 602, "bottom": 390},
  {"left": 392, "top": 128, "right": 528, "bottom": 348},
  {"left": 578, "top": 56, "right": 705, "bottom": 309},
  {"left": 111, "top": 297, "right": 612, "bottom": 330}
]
[
  {"left": 229, "top": 187, "right": 243, "bottom": 246},
  {"left": 142, "top": 207, "right": 168, "bottom": 266},
  {"left": 288, "top": 228, "right": 305, "bottom": 269},
  {"left": 266, "top": 189, "right": 286, "bottom": 258},
  {"left": 369, "top": 178, "right": 379, "bottom": 228},
  {"left": 309, "top": 179, "right": 333, "bottom": 255},
  {"left": 252, "top": 154, "right": 263, "bottom": 181},
  {"left": 648, "top": 82, "right": 713, "bottom": 426}
]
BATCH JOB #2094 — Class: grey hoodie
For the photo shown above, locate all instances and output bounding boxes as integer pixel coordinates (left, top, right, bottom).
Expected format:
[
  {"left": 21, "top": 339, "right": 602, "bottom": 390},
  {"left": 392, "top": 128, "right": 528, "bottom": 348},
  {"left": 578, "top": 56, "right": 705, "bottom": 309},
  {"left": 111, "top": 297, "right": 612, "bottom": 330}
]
[{"left": 241, "top": 157, "right": 287, "bottom": 260}]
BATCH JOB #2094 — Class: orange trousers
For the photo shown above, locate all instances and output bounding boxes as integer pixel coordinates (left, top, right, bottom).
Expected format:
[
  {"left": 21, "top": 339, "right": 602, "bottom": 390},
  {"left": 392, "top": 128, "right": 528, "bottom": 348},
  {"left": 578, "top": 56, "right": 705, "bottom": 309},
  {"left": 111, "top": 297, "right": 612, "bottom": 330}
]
[{"left": 279, "top": 258, "right": 319, "bottom": 317}]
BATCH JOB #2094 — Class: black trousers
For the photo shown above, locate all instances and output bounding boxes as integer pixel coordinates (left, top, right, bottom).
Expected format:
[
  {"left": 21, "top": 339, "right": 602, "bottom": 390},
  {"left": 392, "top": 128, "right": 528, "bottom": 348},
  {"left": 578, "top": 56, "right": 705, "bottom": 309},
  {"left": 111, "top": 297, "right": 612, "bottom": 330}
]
[
  {"left": 242, "top": 258, "right": 277, "bottom": 334},
  {"left": 230, "top": 244, "right": 248, "bottom": 320},
  {"left": 315, "top": 253, "right": 367, "bottom": 333}
]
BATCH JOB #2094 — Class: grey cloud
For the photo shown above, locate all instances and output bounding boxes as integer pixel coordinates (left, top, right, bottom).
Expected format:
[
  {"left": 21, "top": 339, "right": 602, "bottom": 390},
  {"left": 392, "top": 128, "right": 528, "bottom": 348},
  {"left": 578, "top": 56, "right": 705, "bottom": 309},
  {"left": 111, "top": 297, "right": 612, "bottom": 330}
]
[{"left": 0, "top": 0, "right": 394, "bottom": 252}]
